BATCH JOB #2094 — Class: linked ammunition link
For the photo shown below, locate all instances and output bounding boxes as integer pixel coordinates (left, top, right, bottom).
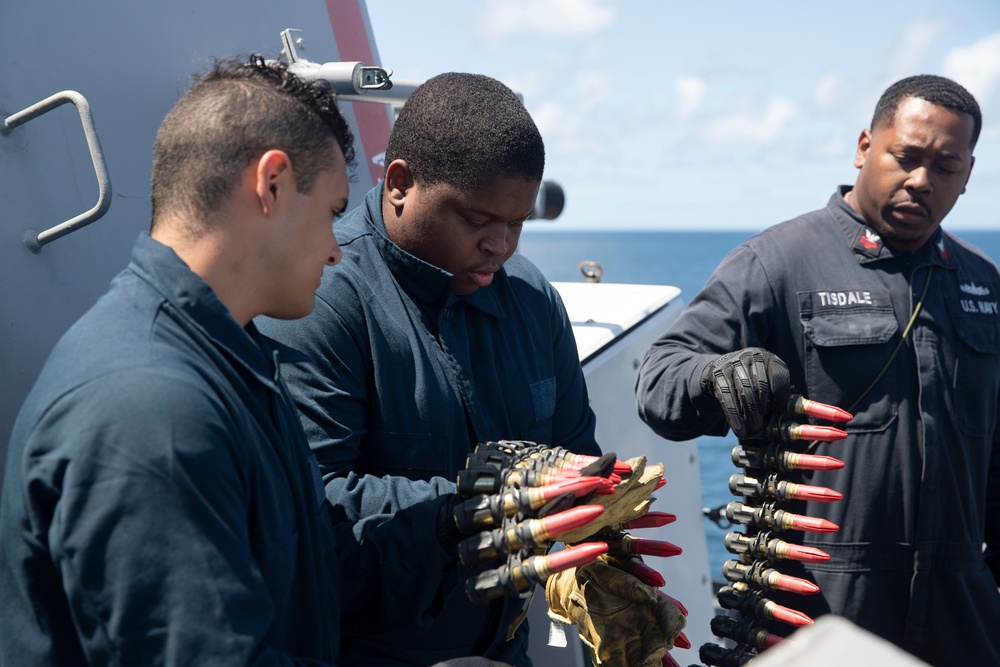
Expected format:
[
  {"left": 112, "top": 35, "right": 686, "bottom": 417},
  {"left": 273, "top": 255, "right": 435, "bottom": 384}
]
[
  {"left": 731, "top": 442, "right": 844, "bottom": 472},
  {"left": 716, "top": 583, "right": 813, "bottom": 627},
  {"left": 710, "top": 390, "right": 850, "bottom": 659},
  {"left": 466, "top": 550, "right": 548, "bottom": 603},
  {"left": 699, "top": 642, "right": 757, "bottom": 667},
  {"left": 710, "top": 615, "right": 783, "bottom": 650}
]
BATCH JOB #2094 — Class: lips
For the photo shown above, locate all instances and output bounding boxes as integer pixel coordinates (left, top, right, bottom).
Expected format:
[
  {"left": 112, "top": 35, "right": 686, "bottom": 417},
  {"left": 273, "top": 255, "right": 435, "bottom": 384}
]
[
  {"left": 891, "top": 201, "right": 929, "bottom": 225},
  {"left": 468, "top": 269, "right": 496, "bottom": 288}
]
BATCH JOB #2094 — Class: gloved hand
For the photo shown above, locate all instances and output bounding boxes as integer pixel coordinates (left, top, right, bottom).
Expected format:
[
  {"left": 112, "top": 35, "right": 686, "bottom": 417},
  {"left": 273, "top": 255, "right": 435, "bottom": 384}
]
[
  {"left": 545, "top": 557, "right": 686, "bottom": 667},
  {"left": 553, "top": 456, "right": 664, "bottom": 544},
  {"left": 700, "top": 347, "right": 791, "bottom": 439}
]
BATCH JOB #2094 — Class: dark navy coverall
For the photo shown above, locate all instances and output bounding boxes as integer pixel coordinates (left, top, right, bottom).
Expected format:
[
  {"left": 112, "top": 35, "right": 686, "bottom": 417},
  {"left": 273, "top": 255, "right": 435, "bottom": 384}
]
[
  {"left": 0, "top": 234, "right": 453, "bottom": 666},
  {"left": 258, "top": 184, "right": 601, "bottom": 667},
  {"left": 636, "top": 188, "right": 1000, "bottom": 665}
]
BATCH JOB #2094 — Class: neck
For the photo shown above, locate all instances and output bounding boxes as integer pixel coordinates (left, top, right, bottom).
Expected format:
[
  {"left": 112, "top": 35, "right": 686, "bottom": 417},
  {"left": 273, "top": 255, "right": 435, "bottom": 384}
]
[{"left": 152, "top": 220, "right": 257, "bottom": 326}]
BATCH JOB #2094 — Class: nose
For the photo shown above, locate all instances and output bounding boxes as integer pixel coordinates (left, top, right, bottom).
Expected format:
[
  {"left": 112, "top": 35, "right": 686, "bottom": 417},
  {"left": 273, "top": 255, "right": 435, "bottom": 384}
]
[
  {"left": 480, "top": 223, "right": 509, "bottom": 257},
  {"left": 326, "top": 238, "right": 343, "bottom": 266},
  {"left": 905, "top": 165, "right": 933, "bottom": 193}
]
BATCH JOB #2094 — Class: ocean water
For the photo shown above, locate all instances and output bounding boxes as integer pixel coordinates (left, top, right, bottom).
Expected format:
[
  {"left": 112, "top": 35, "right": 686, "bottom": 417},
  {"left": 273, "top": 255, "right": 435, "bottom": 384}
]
[{"left": 517, "top": 227, "right": 1000, "bottom": 577}]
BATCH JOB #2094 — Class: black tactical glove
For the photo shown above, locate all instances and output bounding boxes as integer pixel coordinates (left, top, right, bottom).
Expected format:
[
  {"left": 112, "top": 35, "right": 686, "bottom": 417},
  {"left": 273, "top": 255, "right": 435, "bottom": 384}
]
[{"left": 700, "top": 348, "right": 790, "bottom": 439}]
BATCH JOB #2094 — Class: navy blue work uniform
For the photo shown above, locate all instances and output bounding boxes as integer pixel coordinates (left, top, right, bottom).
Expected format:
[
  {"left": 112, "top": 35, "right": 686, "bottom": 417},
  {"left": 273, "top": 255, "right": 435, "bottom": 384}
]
[
  {"left": 636, "top": 188, "right": 1000, "bottom": 666},
  {"left": 0, "top": 234, "right": 454, "bottom": 666},
  {"left": 258, "top": 183, "right": 601, "bottom": 667}
]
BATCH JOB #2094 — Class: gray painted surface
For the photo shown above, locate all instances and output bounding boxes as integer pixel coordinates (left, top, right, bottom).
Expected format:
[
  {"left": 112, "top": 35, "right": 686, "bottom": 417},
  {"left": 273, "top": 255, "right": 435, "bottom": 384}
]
[{"left": 0, "top": 0, "right": 381, "bottom": 478}]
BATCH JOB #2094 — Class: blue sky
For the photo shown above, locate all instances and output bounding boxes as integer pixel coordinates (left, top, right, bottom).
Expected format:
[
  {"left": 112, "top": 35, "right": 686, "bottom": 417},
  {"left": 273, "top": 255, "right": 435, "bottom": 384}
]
[{"left": 365, "top": 0, "right": 1000, "bottom": 231}]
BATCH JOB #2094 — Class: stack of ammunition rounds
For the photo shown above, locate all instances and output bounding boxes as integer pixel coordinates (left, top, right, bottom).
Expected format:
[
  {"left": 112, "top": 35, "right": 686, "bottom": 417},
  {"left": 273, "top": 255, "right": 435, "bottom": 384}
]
[
  {"left": 460, "top": 440, "right": 638, "bottom": 603},
  {"left": 461, "top": 441, "right": 690, "bottom": 666},
  {"left": 698, "top": 394, "right": 852, "bottom": 666}
]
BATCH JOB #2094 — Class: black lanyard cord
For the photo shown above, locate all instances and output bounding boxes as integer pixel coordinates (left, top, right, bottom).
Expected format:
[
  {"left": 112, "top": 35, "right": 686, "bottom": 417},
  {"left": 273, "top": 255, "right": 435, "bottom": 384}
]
[{"left": 806, "top": 265, "right": 935, "bottom": 452}]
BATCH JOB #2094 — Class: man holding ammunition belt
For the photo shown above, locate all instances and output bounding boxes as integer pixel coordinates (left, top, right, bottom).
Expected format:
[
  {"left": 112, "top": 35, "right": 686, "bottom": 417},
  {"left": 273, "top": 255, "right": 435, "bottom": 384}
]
[
  {"left": 260, "top": 72, "right": 685, "bottom": 667},
  {"left": 635, "top": 74, "right": 1000, "bottom": 665}
]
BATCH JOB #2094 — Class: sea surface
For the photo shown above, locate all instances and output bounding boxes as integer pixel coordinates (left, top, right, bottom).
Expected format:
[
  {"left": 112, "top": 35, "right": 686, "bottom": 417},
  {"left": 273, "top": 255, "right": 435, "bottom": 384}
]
[{"left": 517, "top": 227, "right": 1000, "bottom": 576}]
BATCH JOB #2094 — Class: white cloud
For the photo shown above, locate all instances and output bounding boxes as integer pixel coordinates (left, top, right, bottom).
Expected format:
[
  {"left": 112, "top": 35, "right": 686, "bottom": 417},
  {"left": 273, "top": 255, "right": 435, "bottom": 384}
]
[
  {"left": 889, "top": 17, "right": 948, "bottom": 79},
  {"left": 501, "top": 68, "right": 553, "bottom": 103},
  {"left": 811, "top": 137, "right": 852, "bottom": 160},
  {"left": 575, "top": 70, "right": 612, "bottom": 113},
  {"left": 532, "top": 101, "right": 596, "bottom": 157},
  {"left": 942, "top": 32, "right": 1000, "bottom": 109},
  {"left": 813, "top": 71, "right": 848, "bottom": 112},
  {"left": 699, "top": 97, "right": 799, "bottom": 146},
  {"left": 474, "top": 0, "right": 615, "bottom": 44},
  {"left": 674, "top": 75, "right": 707, "bottom": 121}
]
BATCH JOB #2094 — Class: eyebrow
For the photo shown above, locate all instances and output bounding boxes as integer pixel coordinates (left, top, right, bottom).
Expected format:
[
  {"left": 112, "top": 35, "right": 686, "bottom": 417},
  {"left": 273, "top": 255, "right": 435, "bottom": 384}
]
[
  {"left": 890, "top": 142, "right": 966, "bottom": 160},
  {"left": 461, "top": 203, "right": 533, "bottom": 223}
]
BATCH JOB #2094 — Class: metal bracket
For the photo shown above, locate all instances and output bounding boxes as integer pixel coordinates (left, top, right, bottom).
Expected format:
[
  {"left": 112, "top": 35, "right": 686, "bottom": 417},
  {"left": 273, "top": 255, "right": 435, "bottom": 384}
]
[
  {"left": 278, "top": 28, "right": 393, "bottom": 97},
  {"left": 2, "top": 90, "right": 112, "bottom": 253}
]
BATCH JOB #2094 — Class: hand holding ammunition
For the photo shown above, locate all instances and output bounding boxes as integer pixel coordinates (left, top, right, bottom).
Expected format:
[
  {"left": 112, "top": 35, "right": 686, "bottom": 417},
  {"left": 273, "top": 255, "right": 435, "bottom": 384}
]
[{"left": 700, "top": 348, "right": 791, "bottom": 438}]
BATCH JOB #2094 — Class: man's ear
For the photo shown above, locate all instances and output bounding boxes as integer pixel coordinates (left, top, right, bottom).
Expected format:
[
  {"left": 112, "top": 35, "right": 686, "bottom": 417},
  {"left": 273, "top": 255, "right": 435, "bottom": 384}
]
[
  {"left": 255, "top": 150, "right": 294, "bottom": 216},
  {"left": 384, "top": 159, "right": 413, "bottom": 209},
  {"left": 853, "top": 129, "right": 872, "bottom": 170}
]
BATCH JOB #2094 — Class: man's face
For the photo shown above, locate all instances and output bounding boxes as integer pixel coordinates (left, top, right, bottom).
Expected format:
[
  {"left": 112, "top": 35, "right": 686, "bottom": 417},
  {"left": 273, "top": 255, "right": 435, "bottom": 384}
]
[
  {"left": 849, "top": 96, "right": 975, "bottom": 252},
  {"left": 388, "top": 174, "right": 539, "bottom": 296},
  {"left": 268, "top": 144, "right": 349, "bottom": 319}
]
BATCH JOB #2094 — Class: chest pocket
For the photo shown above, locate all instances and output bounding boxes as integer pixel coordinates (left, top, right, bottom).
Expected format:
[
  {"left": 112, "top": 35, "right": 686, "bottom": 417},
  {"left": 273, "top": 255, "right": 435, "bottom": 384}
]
[
  {"left": 518, "top": 376, "right": 556, "bottom": 444},
  {"left": 948, "top": 288, "right": 1000, "bottom": 437},
  {"left": 799, "top": 290, "right": 898, "bottom": 432}
]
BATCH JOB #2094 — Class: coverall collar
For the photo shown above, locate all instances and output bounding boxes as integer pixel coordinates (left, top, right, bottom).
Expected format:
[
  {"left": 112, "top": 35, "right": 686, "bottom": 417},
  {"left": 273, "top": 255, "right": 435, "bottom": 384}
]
[
  {"left": 830, "top": 185, "right": 955, "bottom": 271},
  {"left": 359, "top": 183, "right": 506, "bottom": 318},
  {"left": 129, "top": 233, "right": 309, "bottom": 388}
]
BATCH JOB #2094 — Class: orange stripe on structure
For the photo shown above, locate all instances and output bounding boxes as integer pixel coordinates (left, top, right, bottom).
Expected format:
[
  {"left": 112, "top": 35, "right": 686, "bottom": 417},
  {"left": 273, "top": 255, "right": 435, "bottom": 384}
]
[{"left": 324, "top": 0, "right": 393, "bottom": 187}]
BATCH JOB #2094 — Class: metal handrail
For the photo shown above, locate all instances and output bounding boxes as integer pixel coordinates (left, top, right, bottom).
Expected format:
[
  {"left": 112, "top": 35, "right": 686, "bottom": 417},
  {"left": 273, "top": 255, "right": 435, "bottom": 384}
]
[{"left": 2, "top": 90, "right": 112, "bottom": 252}]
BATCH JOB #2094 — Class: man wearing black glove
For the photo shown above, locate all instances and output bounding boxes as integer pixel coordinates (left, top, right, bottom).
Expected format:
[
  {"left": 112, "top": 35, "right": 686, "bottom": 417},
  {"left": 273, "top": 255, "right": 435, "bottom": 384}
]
[{"left": 634, "top": 75, "right": 1000, "bottom": 667}]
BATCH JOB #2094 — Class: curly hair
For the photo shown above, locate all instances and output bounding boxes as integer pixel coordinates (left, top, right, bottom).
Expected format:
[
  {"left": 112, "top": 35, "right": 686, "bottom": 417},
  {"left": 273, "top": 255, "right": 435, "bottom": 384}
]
[
  {"left": 385, "top": 72, "right": 544, "bottom": 190},
  {"left": 871, "top": 74, "right": 981, "bottom": 148},
  {"left": 151, "top": 55, "right": 355, "bottom": 228}
]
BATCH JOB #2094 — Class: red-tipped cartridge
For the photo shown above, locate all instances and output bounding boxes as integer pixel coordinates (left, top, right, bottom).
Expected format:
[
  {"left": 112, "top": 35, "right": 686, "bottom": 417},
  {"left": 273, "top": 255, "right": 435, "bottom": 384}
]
[
  {"left": 617, "top": 556, "right": 665, "bottom": 587},
  {"left": 788, "top": 394, "right": 853, "bottom": 423},
  {"left": 729, "top": 472, "right": 843, "bottom": 503},
  {"left": 606, "top": 533, "right": 683, "bottom": 558},
  {"left": 767, "top": 419, "right": 848, "bottom": 443},
  {"left": 732, "top": 443, "right": 845, "bottom": 472},
  {"left": 624, "top": 512, "right": 677, "bottom": 529},
  {"left": 658, "top": 590, "right": 688, "bottom": 616},
  {"left": 724, "top": 530, "right": 831, "bottom": 563},
  {"left": 716, "top": 584, "right": 814, "bottom": 627},
  {"left": 723, "top": 559, "right": 820, "bottom": 595},
  {"left": 725, "top": 501, "right": 840, "bottom": 534},
  {"left": 546, "top": 542, "right": 609, "bottom": 573},
  {"left": 541, "top": 505, "right": 605, "bottom": 540}
]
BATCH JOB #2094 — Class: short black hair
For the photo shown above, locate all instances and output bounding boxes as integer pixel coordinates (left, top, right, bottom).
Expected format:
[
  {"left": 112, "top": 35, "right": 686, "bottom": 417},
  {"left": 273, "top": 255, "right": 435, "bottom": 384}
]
[
  {"left": 385, "top": 72, "right": 544, "bottom": 190},
  {"left": 151, "top": 55, "right": 355, "bottom": 228},
  {"left": 871, "top": 74, "right": 981, "bottom": 148}
]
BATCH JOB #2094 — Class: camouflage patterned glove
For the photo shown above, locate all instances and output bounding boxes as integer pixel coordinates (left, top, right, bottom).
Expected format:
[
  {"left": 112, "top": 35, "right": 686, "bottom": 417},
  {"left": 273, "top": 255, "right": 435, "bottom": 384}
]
[
  {"left": 553, "top": 456, "right": 663, "bottom": 544},
  {"left": 545, "top": 557, "right": 686, "bottom": 667}
]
